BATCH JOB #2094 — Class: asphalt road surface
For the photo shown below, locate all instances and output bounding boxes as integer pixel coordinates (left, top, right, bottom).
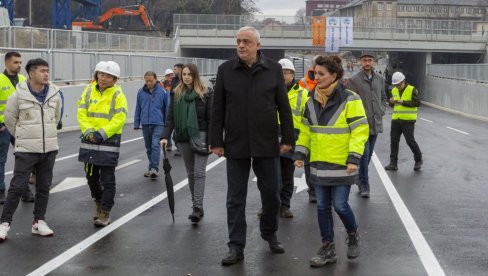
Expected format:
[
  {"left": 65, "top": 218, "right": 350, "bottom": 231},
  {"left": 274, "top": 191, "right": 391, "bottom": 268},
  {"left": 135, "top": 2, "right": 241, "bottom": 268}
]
[{"left": 0, "top": 104, "right": 487, "bottom": 276}]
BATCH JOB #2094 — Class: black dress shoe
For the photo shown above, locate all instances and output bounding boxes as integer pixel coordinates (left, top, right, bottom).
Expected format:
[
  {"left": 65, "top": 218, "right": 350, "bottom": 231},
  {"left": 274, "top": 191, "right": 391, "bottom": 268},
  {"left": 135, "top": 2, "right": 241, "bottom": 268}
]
[
  {"left": 262, "top": 234, "right": 285, "bottom": 254},
  {"left": 221, "top": 248, "right": 244, "bottom": 266}
]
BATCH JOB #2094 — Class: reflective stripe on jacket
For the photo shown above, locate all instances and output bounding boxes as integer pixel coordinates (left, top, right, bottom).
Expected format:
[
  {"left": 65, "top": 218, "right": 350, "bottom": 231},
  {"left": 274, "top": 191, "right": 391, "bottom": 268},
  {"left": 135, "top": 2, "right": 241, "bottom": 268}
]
[
  {"left": 0, "top": 73, "right": 26, "bottom": 123},
  {"left": 391, "top": 84, "right": 417, "bottom": 121},
  {"left": 77, "top": 83, "right": 128, "bottom": 166},
  {"left": 294, "top": 84, "right": 369, "bottom": 186}
]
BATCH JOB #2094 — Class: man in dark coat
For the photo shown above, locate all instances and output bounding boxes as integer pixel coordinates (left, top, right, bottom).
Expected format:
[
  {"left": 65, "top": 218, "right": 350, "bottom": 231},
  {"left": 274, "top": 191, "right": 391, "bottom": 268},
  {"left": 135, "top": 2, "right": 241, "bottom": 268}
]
[{"left": 210, "top": 26, "right": 294, "bottom": 266}]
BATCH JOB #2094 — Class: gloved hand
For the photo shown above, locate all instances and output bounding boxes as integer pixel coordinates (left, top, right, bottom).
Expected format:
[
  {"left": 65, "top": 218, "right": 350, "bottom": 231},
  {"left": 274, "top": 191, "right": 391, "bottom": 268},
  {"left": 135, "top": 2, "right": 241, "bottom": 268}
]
[{"left": 91, "top": 131, "right": 104, "bottom": 144}]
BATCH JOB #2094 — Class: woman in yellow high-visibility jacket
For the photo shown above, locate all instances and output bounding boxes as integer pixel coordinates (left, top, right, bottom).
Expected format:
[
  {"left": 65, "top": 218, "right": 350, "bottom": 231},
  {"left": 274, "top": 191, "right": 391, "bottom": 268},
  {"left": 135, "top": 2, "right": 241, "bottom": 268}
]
[{"left": 294, "top": 55, "right": 369, "bottom": 267}]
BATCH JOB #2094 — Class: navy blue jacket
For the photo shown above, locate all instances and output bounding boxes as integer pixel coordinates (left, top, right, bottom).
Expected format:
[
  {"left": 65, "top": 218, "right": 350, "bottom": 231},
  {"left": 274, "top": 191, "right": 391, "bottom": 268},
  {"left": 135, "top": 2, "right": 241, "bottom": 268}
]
[{"left": 134, "top": 84, "right": 170, "bottom": 128}]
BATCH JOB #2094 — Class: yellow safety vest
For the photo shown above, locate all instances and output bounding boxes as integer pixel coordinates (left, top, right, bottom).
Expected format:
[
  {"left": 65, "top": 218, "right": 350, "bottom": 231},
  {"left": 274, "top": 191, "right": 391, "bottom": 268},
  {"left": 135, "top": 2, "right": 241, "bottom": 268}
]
[
  {"left": 296, "top": 89, "right": 369, "bottom": 182},
  {"left": 288, "top": 83, "right": 309, "bottom": 131},
  {"left": 391, "top": 84, "right": 417, "bottom": 121},
  {"left": 0, "top": 73, "right": 26, "bottom": 123},
  {"left": 77, "top": 83, "right": 128, "bottom": 166}
]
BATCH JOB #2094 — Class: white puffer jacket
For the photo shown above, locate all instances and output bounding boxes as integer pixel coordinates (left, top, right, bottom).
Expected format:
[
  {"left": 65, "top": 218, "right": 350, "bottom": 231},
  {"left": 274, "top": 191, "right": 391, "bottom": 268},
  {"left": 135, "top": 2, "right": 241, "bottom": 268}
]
[{"left": 4, "top": 81, "right": 62, "bottom": 153}]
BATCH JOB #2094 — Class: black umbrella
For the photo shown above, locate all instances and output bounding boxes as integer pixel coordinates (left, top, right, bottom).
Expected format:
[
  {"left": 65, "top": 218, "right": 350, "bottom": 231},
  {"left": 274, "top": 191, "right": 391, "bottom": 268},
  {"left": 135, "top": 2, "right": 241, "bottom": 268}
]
[{"left": 162, "top": 145, "right": 175, "bottom": 223}]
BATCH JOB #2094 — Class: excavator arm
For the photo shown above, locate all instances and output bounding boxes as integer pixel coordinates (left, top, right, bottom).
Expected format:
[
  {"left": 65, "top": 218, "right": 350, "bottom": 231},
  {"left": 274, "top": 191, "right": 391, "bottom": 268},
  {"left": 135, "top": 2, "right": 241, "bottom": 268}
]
[{"left": 73, "top": 4, "right": 155, "bottom": 30}]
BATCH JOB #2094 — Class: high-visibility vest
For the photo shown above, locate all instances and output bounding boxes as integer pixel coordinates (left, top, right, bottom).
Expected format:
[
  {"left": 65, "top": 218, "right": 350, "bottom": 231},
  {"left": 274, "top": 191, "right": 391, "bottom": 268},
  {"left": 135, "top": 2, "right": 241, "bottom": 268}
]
[
  {"left": 0, "top": 73, "right": 26, "bottom": 123},
  {"left": 295, "top": 88, "right": 369, "bottom": 182},
  {"left": 287, "top": 83, "right": 309, "bottom": 131},
  {"left": 391, "top": 84, "right": 417, "bottom": 121},
  {"left": 77, "top": 83, "right": 128, "bottom": 166}
]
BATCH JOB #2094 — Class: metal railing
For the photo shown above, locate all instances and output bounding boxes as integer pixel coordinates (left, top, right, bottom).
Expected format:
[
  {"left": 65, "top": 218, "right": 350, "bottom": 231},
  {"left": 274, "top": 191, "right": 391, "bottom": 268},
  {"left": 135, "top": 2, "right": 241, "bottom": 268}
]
[
  {"left": 174, "top": 14, "right": 488, "bottom": 42},
  {"left": 0, "top": 26, "right": 176, "bottom": 51},
  {"left": 427, "top": 64, "right": 488, "bottom": 83},
  {"left": 0, "top": 49, "right": 224, "bottom": 84}
]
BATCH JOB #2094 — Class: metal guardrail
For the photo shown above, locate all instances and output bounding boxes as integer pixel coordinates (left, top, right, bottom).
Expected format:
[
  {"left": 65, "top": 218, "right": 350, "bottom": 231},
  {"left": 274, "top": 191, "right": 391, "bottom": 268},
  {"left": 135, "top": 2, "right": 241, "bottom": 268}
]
[
  {"left": 174, "top": 14, "right": 488, "bottom": 42},
  {"left": 427, "top": 64, "right": 488, "bottom": 83},
  {"left": 0, "top": 26, "right": 176, "bottom": 51},
  {"left": 0, "top": 49, "right": 224, "bottom": 84}
]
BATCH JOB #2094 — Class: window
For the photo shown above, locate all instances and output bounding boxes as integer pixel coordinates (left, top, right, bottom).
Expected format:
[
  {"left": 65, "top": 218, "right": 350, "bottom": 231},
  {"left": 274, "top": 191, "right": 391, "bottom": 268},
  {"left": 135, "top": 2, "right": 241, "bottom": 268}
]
[
  {"left": 378, "top": 2, "right": 383, "bottom": 11},
  {"left": 386, "top": 2, "right": 392, "bottom": 11},
  {"left": 317, "top": 4, "right": 323, "bottom": 8}
]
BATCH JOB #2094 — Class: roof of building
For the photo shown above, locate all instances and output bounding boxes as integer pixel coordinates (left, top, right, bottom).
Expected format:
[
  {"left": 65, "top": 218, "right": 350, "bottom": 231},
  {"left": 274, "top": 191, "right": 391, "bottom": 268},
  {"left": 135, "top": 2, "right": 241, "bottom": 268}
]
[
  {"left": 398, "top": 0, "right": 487, "bottom": 6},
  {"left": 340, "top": 0, "right": 364, "bottom": 10}
]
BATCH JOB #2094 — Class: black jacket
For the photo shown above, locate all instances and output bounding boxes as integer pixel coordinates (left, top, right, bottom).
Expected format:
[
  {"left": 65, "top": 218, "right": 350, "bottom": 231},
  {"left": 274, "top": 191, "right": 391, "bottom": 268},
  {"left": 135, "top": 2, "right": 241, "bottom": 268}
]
[
  {"left": 162, "top": 88, "right": 213, "bottom": 142},
  {"left": 209, "top": 52, "right": 294, "bottom": 158}
]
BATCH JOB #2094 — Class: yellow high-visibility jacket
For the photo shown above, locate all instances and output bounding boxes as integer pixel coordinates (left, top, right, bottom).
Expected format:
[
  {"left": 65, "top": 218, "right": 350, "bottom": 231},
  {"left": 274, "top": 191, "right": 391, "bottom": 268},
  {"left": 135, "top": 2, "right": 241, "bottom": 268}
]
[
  {"left": 391, "top": 84, "right": 418, "bottom": 121},
  {"left": 0, "top": 73, "right": 26, "bottom": 123},
  {"left": 77, "top": 83, "right": 128, "bottom": 166},
  {"left": 295, "top": 84, "right": 369, "bottom": 186}
]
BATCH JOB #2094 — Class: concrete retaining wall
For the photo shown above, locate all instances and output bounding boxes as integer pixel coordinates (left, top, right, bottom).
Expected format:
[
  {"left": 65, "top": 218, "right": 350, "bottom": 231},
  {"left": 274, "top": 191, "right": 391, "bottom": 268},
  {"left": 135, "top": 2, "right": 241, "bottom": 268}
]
[{"left": 423, "top": 76, "right": 488, "bottom": 120}]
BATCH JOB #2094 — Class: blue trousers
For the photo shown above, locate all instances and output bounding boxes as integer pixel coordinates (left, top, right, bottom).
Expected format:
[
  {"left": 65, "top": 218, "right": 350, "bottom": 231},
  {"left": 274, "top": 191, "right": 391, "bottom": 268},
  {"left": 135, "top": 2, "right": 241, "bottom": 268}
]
[
  {"left": 142, "top": 125, "right": 163, "bottom": 171},
  {"left": 359, "top": 134, "right": 378, "bottom": 188}
]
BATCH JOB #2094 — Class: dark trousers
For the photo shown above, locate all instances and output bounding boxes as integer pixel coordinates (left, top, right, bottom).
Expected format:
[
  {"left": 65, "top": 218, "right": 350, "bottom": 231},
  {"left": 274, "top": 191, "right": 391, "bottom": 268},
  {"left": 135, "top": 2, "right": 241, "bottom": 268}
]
[
  {"left": 389, "top": 121, "right": 422, "bottom": 162},
  {"left": 279, "top": 156, "right": 295, "bottom": 208},
  {"left": 226, "top": 157, "right": 280, "bottom": 251},
  {"left": 304, "top": 157, "right": 315, "bottom": 196},
  {"left": 85, "top": 165, "right": 116, "bottom": 212},
  {"left": 1, "top": 151, "right": 57, "bottom": 224}
]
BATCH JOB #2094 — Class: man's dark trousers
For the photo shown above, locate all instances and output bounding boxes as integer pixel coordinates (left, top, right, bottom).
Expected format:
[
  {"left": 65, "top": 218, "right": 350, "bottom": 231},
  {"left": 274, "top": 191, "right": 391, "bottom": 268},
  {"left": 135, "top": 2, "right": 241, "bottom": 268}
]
[
  {"left": 1, "top": 151, "right": 57, "bottom": 224},
  {"left": 279, "top": 156, "right": 295, "bottom": 208},
  {"left": 226, "top": 157, "right": 281, "bottom": 251},
  {"left": 390, "top": 121, "right": 422, "bottom": 162}
]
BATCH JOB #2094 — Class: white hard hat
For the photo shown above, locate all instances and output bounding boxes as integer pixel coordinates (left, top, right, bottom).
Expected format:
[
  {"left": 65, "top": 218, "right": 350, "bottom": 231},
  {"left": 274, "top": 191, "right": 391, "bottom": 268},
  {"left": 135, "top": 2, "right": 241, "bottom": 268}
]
[
  {"left": 164, "top": 68, "right": 174, "bottom": 75},
  {"left": 94, "top": 61, "right": 107, "bottom": 74},
  {"left": 97, "top": 61, "right": 121, "bottom": 78},
  {"left": 279, "top": 58, "right": 295, "bottom": 72},
  {"left": 391, "top": 72, "right": 405, "bottom": 85}
]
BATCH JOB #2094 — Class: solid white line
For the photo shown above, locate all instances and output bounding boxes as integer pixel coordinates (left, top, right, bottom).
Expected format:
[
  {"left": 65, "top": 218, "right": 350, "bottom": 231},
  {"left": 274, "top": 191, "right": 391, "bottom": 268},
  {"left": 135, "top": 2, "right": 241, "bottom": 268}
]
[
  {"left": 27, "top": 157, "right": 226, "bottom": 276},
  {"left": 4, "top": 137, "right": 144, "bottom": 176},
  {"left": 420, "top": 117, "right": 433, "bottom": 123},
  {"left": 115, "top": 159, "right": 142, "bottom": 170},
  {"left": 372, "top": 153, "right": 446, "bottom": 276},
  {"left": 446, "top": 126, "right": 470, "bottom": 135}
]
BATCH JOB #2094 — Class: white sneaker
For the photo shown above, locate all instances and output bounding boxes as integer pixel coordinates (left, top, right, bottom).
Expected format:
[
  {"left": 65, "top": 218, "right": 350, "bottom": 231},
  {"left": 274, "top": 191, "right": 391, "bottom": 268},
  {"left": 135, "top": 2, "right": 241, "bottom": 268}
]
[
  {"left": 0, "top": 222, "right": 10, "bottom": 241},
  {"left": 149, "top": 168, "right": 159, "bottom": 178},
  {"left": 32, "top": 220, "right": 54, "bottom": 237}
]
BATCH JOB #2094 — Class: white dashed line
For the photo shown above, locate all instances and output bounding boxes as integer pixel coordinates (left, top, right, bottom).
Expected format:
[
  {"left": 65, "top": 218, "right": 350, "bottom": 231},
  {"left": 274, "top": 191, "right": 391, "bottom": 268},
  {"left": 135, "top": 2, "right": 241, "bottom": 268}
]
[
  {"left": 27, "top": 157, "right": 226, "bottom": 276},
  {"left": 420, "top": 118, "right": 433, "bottom": 123},
  {"left": 446, "top": 127, "right": 470, "bottom": 135},
  {"left": 372, "top": 153, "right": 446, "bottom": 276}
]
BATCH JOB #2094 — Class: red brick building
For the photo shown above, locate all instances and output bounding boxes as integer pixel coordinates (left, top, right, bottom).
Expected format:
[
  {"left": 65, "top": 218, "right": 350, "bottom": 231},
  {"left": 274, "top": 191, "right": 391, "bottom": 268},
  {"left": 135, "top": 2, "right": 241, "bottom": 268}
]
[{"left": 306, "top": 0, "right": 351, "bottom": 16}]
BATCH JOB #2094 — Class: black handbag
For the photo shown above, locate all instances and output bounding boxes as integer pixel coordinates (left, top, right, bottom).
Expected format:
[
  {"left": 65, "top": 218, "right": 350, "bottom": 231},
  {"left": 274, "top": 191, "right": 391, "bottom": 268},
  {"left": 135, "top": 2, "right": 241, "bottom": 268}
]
[{"left": 190, "top": 131, "right": 211, "bottom": 155}]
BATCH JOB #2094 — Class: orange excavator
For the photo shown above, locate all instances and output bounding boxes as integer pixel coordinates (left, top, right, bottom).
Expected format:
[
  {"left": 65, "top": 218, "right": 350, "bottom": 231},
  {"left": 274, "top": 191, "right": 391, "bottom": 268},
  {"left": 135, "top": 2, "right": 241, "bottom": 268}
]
[{"left": 72, "top": 4, "right": 155, "bottom": 30}]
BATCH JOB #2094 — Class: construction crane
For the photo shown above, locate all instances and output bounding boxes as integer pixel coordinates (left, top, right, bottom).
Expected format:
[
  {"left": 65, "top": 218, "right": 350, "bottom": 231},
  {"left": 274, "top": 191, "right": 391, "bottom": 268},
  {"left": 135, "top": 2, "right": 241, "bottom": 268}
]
[
  {"left": 72, "top": 4, "right": 155, "bottom": 30},
  {"left": 53, "top": 0, "right": 101, "bottom": 29}
]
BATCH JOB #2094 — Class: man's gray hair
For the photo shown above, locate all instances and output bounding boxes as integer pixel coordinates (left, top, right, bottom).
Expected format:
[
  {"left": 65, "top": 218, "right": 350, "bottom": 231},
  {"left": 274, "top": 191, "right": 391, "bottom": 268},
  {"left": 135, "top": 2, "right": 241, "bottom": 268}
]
[{"left": 237, "top": 26, "right": 261, "bottom": 43}]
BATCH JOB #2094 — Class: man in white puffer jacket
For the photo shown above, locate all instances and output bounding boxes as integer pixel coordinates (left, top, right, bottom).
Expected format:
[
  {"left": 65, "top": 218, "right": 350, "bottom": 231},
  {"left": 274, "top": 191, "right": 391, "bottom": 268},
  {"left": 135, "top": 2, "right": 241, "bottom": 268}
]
[{"left": 0, "top": 58, "right": 62, "bottom": 242}]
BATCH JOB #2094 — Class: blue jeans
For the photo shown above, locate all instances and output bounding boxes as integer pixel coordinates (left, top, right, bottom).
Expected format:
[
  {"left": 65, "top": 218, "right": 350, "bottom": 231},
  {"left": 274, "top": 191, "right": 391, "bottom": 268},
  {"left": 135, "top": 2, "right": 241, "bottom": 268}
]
[
  {"left": 359, "top": 134, "right": 377, "bottom": 188},
  {"left": 315, "top": 185, "right": 358, "bottom": 243},
  {"left": 0, "top": 129, "right": 14, "bottom": 192},
  {"left": 142, "top": 125, "right": 163, "bottom": 171}
]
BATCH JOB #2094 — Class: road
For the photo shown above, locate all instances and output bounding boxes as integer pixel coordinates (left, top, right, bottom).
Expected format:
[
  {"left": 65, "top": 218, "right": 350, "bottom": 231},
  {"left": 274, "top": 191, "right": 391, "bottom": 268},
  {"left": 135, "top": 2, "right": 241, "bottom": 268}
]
[{"left": 0, "top": 105, "right": 487, "bottom": 276}]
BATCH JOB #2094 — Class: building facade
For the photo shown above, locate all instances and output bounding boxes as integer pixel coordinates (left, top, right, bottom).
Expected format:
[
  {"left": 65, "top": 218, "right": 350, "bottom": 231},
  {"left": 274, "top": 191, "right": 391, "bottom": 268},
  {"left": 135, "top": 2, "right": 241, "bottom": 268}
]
[{"left": 306, "top": 0, "right": 351, "bottom": 16}]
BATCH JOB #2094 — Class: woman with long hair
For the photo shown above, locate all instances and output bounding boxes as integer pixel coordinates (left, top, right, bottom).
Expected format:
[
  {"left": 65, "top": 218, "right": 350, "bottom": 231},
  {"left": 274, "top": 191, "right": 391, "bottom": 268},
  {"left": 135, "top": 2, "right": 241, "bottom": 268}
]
[{"left": 160, "top": 63, "right": 213, "bottom": 224}]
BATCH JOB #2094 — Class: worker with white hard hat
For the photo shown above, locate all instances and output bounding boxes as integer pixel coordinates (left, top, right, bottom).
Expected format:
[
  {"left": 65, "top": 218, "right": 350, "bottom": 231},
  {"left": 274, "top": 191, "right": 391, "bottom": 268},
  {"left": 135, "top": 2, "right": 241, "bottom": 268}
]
[
  {"left": 385, "top": 71, "right": 422, "bottom": 172},
  {"left": 77, "top": 60, "right": 128, "bottom": 227},
  {"left": 161, "top": 68, "right": 174, "bottom": 92},
  {"left": 274, "top": 58, "right": 310, "bottom": 218}
]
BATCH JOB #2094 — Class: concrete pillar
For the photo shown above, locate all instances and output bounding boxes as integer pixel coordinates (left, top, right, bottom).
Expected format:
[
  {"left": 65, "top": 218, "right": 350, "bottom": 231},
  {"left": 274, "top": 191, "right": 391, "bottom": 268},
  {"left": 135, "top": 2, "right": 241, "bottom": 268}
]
[
  {"left": 484, "top": 46, "right": 488, "bottom": 63},
  {"left": 425, "top": 52, "right": 432, "bottom": 74}
]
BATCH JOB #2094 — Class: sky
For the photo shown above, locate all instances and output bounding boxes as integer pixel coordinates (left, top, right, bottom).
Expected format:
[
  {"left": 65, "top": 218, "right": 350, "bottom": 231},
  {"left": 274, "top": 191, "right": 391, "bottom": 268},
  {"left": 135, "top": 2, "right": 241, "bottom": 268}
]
[{"left": 254, "top": 0, "right": 305, "bottom": 17}]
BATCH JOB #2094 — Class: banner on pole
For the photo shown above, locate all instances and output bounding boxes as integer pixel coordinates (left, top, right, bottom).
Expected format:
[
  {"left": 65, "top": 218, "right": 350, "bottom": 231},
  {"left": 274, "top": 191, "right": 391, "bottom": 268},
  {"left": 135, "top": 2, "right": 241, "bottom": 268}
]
[
  {"left": 312, "top": 16, "right": 326, "bottom": 46},
  {"left": 341, "top": 17, "right": 354, "bottom": 46},
  {"left": 325, "top": 17, "right": 340, "bottom": 53}
]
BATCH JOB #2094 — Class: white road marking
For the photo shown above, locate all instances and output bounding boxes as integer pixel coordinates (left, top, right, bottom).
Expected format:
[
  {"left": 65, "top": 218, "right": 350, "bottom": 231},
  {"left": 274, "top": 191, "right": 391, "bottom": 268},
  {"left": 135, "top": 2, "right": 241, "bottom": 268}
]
[
  {"left": 372, "top": 153, "right": 446, "bottom": 276},
  {"left": 49, "top": 159, "right": 142, "bottom": 194},
  {"left": 4, "top": 137, "right": 144, "bottom": 176},
  {"left": 252, "top": 173, "right": 307, "bottom": 193},
  {"left": 27, "top": 157, "right": 226, "bottom": 276},
  {"left": 446, "top": 126, "right": 470, "bottom": 135},
  {"left": 420, "top": 117, "right": 433, "bottom": 123}
]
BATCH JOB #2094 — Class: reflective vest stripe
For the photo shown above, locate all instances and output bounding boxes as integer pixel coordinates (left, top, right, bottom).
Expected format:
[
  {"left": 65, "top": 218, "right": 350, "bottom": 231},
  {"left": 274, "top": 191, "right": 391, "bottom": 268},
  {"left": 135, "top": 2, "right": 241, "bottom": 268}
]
[
  {"left": 295, "top": 145, "right": 309, "bottom": 156},
  {"left": 311, "top": 167, "right": 358, "bottom": 177},
  {"left": 291, "top": 88, "right": 304, "bottom": 116},
  {"left": 0, "top": 100, "right": 6, "bottom": 105},
  {"left": 80, "top": 143, "right": 120, "bottom": 152},
  {"left": 306, "top": 99, "right": 319, "bottom": 125}
]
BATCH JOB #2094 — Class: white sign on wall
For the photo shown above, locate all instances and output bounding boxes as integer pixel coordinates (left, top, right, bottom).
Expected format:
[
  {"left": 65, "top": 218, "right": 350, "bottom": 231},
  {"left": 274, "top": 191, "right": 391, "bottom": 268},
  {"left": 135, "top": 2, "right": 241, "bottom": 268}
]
[{"left": 325, "top": 17, "right": 340, "bottom": 53}]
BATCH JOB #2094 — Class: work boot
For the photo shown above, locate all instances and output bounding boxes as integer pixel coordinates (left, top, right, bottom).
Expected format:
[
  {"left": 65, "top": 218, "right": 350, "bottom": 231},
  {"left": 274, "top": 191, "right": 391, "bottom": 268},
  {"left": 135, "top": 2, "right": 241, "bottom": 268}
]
[
  {"left": 384, "top": 161, "right": 398, "bottom": 171},
  {"left": 280, "top": 207, "right": 293, "bottom": 218},
  {"left": 93, "top": 200, "right": 102, "bottom": 221},
  {"left": 189, "top": 207, "right": 203, "bottom": 224},
  {"left": 94, "top": 210, "right": 111, "bottom": 227},
  {"left": 221, "top": 247, "right": 244, "bottom": 266},
  {"left": 360, "top": 185, "right": 370, "bottom": 198},
  {"left": 310, "top": 242, "right": 337, "bottom": 267},
  {"left": 32, "top": 220, "right": 54, "bottom": 237},
  {"left": 261, "top": 233, "right": 285, "bottom": 254},
  {"left": 0, "top": 191, "right": 5, "bottom": 205},
  {"left": 414, "top": 160, "right": 423, "bottom": 171},
  {"left": 21, "top": 189, "right": 35, "bottom": 203},
  {"left": 357, "top": 183, "right": 363, "bottom": 194},
  {"left": 346, "top": 231, "right": 361, "bottom": 259}
]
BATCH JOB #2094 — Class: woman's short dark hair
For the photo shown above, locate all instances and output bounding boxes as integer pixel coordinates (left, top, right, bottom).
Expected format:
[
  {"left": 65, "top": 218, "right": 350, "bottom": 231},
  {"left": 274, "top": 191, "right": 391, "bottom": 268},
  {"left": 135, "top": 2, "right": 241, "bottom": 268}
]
[{"left": 314, "top": 55, "right": 344, "bottom": 81}]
